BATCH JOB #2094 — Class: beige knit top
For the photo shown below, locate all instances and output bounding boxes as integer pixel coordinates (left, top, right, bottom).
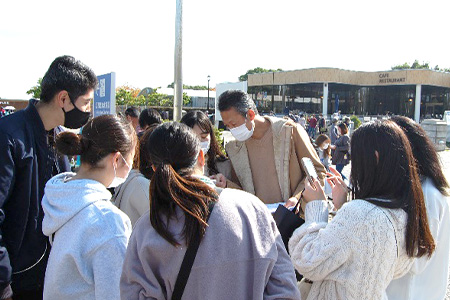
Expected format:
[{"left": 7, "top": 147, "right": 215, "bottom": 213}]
[{"left": 289, "top": 199, "right": 414, "bottom": 300}]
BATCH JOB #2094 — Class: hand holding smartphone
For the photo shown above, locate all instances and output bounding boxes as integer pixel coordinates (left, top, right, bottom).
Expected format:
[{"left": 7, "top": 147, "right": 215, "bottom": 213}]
[
  {"left": 301, "top": 157, "right": 327, "bottom": 203},
  {"left": 301, "top": 157, "right": 318, "bottom": 185}
]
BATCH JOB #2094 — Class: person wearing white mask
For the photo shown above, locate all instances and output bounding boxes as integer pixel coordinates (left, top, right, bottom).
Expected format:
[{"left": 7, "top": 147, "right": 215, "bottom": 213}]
[
  {"left": 218, "top": 90, "right": 326, "bottom": 206},
  {"left": 41, "top": 114, "right": 135, "bottom": 300},
  {"left": 181, "top": 110, "right": 240, "bottom": 189},
  {"left": 315, "top": 134, "right": 331, "bottom": 171}
]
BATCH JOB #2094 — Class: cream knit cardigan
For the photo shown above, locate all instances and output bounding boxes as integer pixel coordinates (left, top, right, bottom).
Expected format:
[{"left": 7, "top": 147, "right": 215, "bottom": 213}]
[{"left": 289, "top": 200, "right": 414, "bottom": 300}]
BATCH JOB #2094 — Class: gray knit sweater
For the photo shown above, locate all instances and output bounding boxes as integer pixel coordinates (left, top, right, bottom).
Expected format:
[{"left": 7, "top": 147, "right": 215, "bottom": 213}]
[{"left": 120, "top": 188, "right": 301, "bottom": 300}]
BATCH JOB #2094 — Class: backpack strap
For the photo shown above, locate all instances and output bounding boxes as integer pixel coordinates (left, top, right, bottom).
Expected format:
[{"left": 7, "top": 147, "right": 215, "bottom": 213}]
[{"left": 171, "top": 201, "right": 216, "bottom": 300}]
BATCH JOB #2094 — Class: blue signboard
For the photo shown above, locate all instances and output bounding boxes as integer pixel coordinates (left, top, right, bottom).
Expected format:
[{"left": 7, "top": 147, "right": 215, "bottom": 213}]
[{"left": 94, "top": 72, "right": 116, "bottom": 117}]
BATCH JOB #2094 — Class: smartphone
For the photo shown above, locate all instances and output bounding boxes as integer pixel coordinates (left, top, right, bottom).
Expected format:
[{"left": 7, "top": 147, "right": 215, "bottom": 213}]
[{"left": 301, "top": 157, "right": 318, "bottom": 185}]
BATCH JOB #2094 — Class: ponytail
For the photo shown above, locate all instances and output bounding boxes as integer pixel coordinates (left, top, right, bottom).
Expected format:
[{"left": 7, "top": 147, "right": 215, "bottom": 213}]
[
  {"left": 55, "top": 114, "right": 136, "bottom": 167},
  {"left": 149, "top": 162, "right": 217, "bottom": 247},
  {"left": 56, "top": 131, "right": 90, "bottom": 156}
]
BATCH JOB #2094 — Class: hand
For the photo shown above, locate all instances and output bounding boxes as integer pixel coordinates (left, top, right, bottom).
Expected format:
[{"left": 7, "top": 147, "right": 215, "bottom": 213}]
[
  {"left": 209, "top": 173, "right": 226, "bottom": 188},
  {"left": 303, "top": 178, "right": 326, "bottom": 203},
  {"left": 330, "top": 144, "right": 336, "bottom": 150},
  {"left": 326, "top": 166, "right": 348, "bottom": 210},
  {"left": 284, "top": 197, "right": 298, "bottom": 208}
]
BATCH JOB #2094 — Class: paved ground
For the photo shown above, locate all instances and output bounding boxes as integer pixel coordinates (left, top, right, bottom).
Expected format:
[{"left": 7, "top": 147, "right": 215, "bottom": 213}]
[{"left": 341, "top": 149, "right": 450, "bottom": 299}]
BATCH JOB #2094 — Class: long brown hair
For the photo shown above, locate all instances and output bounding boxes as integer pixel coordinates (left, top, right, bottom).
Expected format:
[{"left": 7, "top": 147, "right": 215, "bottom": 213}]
[
  {"left": 350, "top": 120, "right": 435, "bottom": 257},
  {"left": 390, "top": 115, "right": 449, "bottom": 196},
  {"left": 145, "top": 122, "right": 217, "bottom": 247},
  {"left": 180, "top": 110, "right": 226, "bottom": 174}
]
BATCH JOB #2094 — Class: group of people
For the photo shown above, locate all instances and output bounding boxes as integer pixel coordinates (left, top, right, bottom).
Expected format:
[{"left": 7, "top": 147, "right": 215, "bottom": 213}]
[
  {"left": 0, "top": 55, "right": 449, "bottom": 300},
  {"left": 291, "top": 113, "right": 327, "bottom": 139},
  {"left": 313, "top": 118, "right": 351, "bottom": 180}
]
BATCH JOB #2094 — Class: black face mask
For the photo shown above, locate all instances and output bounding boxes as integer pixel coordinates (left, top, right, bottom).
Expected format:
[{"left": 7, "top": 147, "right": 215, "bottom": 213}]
[{"left": 62, "top": 102, "right": 90, "bottom": 129}]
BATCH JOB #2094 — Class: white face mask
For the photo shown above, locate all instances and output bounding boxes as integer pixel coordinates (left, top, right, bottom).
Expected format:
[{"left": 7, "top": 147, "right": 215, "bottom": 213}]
[
  {"left": 322, "top": 143, "right": 329, "bottom": 150},
  {"left": 200, "top": 140, "right": 210, "bottom": 155},
  {"left": 230, "top": 118, "right": 254, "bottom": 141},
  {"left": 108, "top": 154, "right": 132, "bottom": 188}
]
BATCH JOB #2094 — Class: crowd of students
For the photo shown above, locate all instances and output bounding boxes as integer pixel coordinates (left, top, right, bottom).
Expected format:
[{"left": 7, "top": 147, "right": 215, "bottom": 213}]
[{"left": 0, "top": 55, "right": 449, "bottom": 300}]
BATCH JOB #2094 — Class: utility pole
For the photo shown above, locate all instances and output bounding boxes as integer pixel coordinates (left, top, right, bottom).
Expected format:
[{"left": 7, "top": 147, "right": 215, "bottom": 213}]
[
  {"left": 173, "top": 0, "right": 183, "bottom": 121},
  {"left": 207, "top": 75, "right": 210, "bottom": 112}
]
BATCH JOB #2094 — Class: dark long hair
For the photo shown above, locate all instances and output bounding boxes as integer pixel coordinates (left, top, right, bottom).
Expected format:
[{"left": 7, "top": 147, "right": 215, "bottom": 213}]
[
  {"left": 56, "top": 114, "right": 136, "bottom": 166},
  {"left": 145, "top": 122, "right": 217, "bottom": 247},
  {"left": 138, "top": 124, "right": 159, "bottom": 179},
  {"left": 180, "top": 110, "right": 226, "bottom": 174},
  {"left": 350, "top": 120, "right": 434, "bottom": 257},
  {"left": 390, "top": 115, "right": 449, "bottom": 196}
]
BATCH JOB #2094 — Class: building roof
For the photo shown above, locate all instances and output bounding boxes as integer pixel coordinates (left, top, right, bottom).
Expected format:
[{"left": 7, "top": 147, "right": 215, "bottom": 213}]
[
  {"left": 157, "top": 88, "right": 216, "bottom": 98},
  {"left": 248, "top": 68, "right": 450, "bottom": 88}
]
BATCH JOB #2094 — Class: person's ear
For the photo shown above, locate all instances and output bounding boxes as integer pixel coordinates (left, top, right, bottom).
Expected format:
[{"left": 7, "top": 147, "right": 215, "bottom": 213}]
[
  {"left": 247, "top": 109, "right": 256, "bottom": 121},
  {"left": 56, "top": 90, "right": 70, "bottom": 108},
  {"left": 112, "top": 152, "right": 121, "bottom": 167},
  {"left": 197, "top": 149, "right": 205, "bottom": 168},
  {"left": 151, "top": 165, "right": 156, "bottom": 172}
]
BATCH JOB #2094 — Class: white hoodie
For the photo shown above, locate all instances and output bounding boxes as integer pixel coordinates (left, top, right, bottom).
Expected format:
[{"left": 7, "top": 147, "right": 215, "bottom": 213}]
[{"left": 42, "top": 172, "right": 132, "bottom": 300}]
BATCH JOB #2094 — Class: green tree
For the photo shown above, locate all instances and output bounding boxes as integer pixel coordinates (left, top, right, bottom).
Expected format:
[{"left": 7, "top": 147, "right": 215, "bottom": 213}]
[
  {"left": 238, "top": 67, "right": 283, "bottom": 81},
  {"left": 26, "top": 78, "right": 43, "bottom": 99},
  {"left": 213, "top": 127, "right": 226, "bottom": 155},
  {"left": 145, "top": 89, "right": 191, "bottom": 107},
  {"left": 392, "top": 60, "right": 430, "bottom": 70},
  {"left": 182, "top": 92, "right": 191, "bottom": 105},
  {"left": 146, "top": 89, "right": 171, "bottom": 106},
  {"left": 350, "top": 115, "right": 361, "bottom": 129},
  {"left": 116, "top": 85, "right": 142, "bottom": 105},
  {"left": 433, "top": 65, "right": 450, "bottom": 72},
  {"left": 392, "top": 60, "right": 450, "bottom": 72},
  {"left": 167, "top": 82, "right": 208, "bottom": 90}
]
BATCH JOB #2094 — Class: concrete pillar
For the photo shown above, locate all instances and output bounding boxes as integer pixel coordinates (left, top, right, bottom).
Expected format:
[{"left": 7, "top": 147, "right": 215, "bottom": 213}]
[
  {"left": 415, "top": 84, "right": 421, "bottom": 123},
  {"left": 323, "top": 82, "right": 328, "bottom": 116}
]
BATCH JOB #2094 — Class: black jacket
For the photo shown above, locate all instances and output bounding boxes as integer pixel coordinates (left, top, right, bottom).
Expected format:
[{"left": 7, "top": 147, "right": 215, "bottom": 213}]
[
  {"left": 331, "top": 135, "right": 350, "bottom": 165},
  {"left": 0, "top": 100, "right": 70, "bottom": 294}
]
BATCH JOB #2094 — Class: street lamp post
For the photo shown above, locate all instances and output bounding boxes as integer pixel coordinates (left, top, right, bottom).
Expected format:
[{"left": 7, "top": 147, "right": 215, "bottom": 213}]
[{"left": 207, "top": 75, "right": 210, "bottom": 112}]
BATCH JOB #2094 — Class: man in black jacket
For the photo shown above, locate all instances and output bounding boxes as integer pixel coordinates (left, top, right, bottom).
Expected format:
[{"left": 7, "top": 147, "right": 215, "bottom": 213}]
[{"left": 0, "top": 56, "right": 97, "bottom": 299}]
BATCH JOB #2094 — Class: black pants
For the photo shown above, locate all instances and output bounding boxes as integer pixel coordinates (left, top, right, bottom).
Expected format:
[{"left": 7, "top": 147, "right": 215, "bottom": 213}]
[
  {"left": 11, "top": 246, "right": 49, "bottom": 300},
  {"left": 12, "top": 288, "right": 43, "bottom": 300}
]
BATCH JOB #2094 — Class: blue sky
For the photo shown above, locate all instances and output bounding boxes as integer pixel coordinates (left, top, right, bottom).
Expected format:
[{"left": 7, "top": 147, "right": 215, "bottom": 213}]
[{"left": 1, "top": 0, "right": 449, "bottom": 99}]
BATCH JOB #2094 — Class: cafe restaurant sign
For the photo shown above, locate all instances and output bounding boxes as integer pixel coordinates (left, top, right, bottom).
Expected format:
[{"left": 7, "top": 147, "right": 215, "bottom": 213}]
[{"left": 378, "top": 72, "right": 406, "bottom": 84}]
